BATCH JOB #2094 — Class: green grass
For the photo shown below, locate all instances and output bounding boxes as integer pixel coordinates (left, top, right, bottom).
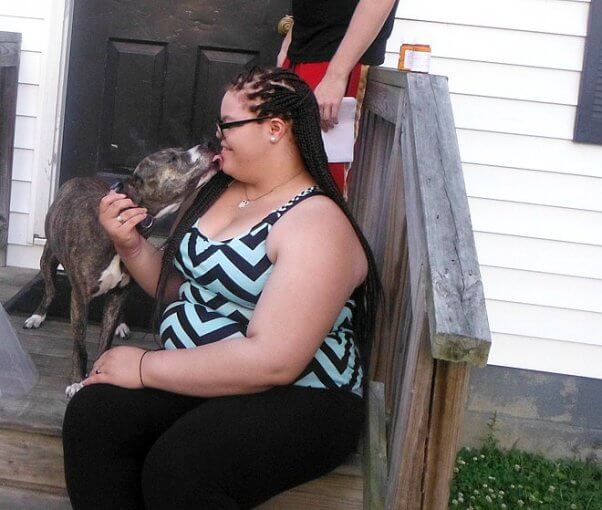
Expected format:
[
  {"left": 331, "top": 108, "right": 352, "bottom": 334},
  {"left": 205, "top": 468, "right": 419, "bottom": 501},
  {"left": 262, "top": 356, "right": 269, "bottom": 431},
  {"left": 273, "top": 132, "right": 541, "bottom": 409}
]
[{"left": 448, "top": 416, "right": 601, "bottom": 509}]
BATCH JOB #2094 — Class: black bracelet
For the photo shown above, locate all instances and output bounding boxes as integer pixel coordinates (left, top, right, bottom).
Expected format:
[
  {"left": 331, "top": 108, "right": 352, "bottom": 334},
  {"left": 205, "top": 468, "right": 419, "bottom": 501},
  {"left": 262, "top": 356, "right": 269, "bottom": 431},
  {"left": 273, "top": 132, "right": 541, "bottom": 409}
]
[{"left": 139, "top": 350, "right": 151, "bottom": 388}]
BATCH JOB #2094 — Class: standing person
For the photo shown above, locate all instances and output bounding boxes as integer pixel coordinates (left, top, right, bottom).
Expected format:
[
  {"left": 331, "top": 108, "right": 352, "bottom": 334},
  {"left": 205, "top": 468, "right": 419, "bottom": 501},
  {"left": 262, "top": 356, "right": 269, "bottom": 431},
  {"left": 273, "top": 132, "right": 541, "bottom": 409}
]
[
  {"left": 278, "top": 0, "right": 398, "bottom": 195},
  {"left": 62, "top": 66, "right": 381, "bottom": 509}
]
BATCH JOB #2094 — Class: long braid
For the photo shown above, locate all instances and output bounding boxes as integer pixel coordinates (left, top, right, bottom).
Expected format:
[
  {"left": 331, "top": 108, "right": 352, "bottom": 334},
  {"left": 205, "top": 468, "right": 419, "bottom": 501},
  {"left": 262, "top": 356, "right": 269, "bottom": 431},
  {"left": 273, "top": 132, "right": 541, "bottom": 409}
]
[
  {"left": 152, "top": 171, "right": 233, "bottom": 338},
  {"left": 153, "top": 66, "right": 382, "bottom": 383},
  {"left": 233, "top": 67, "right": 383, "bottom": 378}
]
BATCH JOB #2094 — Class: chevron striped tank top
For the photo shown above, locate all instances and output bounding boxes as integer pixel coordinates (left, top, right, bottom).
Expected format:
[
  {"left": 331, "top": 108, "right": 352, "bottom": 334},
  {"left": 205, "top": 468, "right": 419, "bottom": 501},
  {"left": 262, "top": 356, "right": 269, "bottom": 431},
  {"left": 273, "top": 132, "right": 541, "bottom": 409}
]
[{"left": 159, "top": 186, "right": 363, "bottom": 397}]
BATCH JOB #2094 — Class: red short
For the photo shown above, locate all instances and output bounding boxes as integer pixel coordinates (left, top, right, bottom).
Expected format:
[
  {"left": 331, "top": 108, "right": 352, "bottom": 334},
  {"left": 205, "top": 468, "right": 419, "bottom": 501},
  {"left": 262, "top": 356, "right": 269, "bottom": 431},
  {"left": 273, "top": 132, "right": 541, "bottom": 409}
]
[{"left": 283, "top": 59, "right": 363, "bottom": 195}]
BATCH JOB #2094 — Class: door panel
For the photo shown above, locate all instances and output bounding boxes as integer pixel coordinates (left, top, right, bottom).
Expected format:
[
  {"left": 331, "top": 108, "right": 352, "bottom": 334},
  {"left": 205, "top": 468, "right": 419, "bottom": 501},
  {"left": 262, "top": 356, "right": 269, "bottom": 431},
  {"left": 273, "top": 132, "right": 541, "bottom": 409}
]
[
  {"left": 61, "top": 0, "right": 290, "bottom": 185},
  {"left": 101, "top": 40, "right": 168, "bottom": 172},
  {"left": 192, "top": 48, "right": 260, "bottom": 142}
]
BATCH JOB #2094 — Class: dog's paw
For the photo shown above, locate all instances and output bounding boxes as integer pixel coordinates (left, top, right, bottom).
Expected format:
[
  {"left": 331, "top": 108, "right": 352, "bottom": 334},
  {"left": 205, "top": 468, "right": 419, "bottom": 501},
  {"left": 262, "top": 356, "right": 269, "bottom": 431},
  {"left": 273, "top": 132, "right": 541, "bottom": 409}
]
[
  {"left": 65, "top": 382, "right": 85, "bottom": 399},
  {"left": 23, "top": 313, "right": 46, "bottom": 329},
  {"left": 114, "top": 322, "right": 130, "bottom": 339}
]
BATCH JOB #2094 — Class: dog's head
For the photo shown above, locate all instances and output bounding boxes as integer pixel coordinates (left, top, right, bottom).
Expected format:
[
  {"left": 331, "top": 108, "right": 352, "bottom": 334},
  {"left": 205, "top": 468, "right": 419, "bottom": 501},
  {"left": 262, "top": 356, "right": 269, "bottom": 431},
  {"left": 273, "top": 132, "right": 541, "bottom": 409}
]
[{"left": 121, "top": 143, "right": 220, "bottom": 219}]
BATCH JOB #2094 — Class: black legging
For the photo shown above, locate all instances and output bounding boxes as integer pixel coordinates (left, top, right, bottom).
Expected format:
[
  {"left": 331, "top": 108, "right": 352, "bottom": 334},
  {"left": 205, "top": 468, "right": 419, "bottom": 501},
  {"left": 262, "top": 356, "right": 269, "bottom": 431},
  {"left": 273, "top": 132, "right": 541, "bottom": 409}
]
[{"left": 62, "top": 383, "right": 364, "bottom": 509}]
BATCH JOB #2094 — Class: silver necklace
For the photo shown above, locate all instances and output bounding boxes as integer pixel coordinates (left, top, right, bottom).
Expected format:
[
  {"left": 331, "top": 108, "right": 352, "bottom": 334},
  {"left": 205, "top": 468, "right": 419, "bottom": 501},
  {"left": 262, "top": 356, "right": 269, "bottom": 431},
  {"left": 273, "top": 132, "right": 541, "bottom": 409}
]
[{"left": 238, "top": 172, "right": 303, "bottom": 208}]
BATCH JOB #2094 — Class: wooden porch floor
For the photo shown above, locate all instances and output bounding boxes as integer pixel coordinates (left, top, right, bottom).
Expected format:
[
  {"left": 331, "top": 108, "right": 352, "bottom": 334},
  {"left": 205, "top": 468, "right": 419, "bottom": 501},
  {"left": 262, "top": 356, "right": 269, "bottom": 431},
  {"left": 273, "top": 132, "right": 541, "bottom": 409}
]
[{"left": 0, "top": 266, "right": 362, "bottom": 509}]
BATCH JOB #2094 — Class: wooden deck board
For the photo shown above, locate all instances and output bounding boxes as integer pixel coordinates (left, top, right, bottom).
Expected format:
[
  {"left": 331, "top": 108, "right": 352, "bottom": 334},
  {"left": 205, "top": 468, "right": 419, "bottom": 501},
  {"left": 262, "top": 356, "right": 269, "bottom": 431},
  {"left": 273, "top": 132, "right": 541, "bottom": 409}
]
[
  {"left": 0, "top": 485, "right": 70, "bottom": 510},
  {"left": 258, "top": 473, "right": 363, "bottom": 509},
  {"left": 0, "top": 428, "right": 65, "bottom": 491},
  {"left": 0, "top": 312, "right": 155, "bottom": 436}
]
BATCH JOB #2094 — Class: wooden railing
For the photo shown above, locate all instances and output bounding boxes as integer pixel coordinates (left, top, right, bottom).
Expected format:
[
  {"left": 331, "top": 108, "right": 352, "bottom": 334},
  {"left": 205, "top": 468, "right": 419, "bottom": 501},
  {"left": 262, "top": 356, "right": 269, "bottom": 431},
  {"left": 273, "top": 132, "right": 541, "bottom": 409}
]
[
  {"left": 0, "top": 31, "right": 21, "bottom": 266},
  {"left": 348, "top": 67, "right": 491, "bottom": 510}
]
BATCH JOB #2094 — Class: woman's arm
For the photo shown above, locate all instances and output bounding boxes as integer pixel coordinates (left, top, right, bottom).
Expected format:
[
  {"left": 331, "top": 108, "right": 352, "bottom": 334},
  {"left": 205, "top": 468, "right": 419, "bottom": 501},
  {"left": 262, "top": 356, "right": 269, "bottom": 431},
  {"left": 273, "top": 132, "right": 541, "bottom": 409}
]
[
  {"left": 117, "top": 239, "right": 183, "bottom": 302},
  {"left": 315, "top": 0, "right": 397, "bottom": 128},
  {"left": 85, "top": 198, "right": 367, "bottom": 397}
]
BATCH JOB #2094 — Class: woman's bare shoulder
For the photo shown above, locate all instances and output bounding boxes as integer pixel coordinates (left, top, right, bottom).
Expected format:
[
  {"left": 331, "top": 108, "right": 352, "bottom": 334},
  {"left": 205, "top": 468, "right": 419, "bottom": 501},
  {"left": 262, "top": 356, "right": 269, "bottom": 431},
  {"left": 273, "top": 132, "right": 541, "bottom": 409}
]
[
  {"left": 267, "top": 194, "right": 368, "bottom": 283},
  {"left": 275, "top": 194, "right": 354, "bottom": 239}
]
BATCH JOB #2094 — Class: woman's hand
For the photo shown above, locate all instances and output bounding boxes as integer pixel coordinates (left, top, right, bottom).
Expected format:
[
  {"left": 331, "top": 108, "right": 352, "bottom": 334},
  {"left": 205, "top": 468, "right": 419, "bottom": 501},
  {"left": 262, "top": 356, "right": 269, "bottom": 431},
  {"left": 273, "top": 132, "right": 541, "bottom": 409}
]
[
  {"left": 314, "top": 73, "right": 348, "bottom": 131},
  {"left": 83, "top": 346, "right": 147, "bottom": 389},
  {"left": 99, "top": 191, "right": 147, "bottom": 258}
]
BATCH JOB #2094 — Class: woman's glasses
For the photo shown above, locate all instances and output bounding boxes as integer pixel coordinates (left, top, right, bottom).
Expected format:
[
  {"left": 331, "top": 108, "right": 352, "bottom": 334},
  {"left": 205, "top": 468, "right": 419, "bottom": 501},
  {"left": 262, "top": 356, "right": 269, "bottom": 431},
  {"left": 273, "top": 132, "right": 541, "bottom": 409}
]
[{"left": 216, "top": 116, "right": 271, "bottom": 139}]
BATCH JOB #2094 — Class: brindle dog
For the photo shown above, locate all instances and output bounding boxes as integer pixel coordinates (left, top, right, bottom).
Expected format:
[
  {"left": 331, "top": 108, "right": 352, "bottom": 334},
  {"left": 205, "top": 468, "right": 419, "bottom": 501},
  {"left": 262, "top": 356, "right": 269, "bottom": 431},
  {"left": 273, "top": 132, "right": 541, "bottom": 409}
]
[{"left": 24, "top": 145, "right": 219, "bottom": 397}]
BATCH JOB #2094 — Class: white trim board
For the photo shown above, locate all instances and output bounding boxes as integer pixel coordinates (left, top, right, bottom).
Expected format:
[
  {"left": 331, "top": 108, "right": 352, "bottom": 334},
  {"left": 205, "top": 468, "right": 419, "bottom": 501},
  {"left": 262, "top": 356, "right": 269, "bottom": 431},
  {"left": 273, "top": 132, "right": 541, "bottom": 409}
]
[
  {"left": 449, "top": 95, "right": 577, "bottom": 140},
  {"left": 6, "top": 243, "right": 44, "bottom": 270},
  {"left": 467, "top": 197, "right": 602, "bottom": 246},
  {"left": 31, "top": 0, "right": 73, "bottom": 240},
  {"left": 463, "top": 164, "right": 602, "bottom": 212},
  {"left": 474, "top": 232, "right": 602, "bottom": 280},
  {"left": 457, "top": 129, "right": 602, "bottom": 178},
  {"left": 394, "top": 0, "right": 590, "bottom": 37},
  {"left": 383, "top": 55, "right": 582, "bottom": 105},
  {"left": 480, "top": 265, "right": 602, "bottom": 314},
  {"left": 488, "top": 333, "right": 601, "bottom": 380},
  {"left": 387, "top": 18, "right": 586, "bottom": 71},
  {"left": 486, "top": 299, "right": 601, "bottom": 348}
]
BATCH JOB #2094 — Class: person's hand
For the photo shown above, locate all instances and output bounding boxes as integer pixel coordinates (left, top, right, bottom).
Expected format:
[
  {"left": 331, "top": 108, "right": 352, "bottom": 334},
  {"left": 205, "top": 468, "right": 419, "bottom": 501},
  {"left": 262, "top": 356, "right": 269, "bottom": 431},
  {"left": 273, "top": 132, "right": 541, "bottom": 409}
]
[
  {"left": 99, "top": 191, "right": 147, "bottom": 257},
  {"left": 83, "top": 346, "right": 148, "bottom": 389},
  {"left": 314, "top": 74, "right": 347, "bottom": 131}
]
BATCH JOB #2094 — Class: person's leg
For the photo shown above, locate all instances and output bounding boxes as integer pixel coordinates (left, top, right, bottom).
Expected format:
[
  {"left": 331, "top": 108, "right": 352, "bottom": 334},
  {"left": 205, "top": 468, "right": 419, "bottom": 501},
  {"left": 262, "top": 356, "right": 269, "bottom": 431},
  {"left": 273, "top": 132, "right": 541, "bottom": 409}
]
[
  {"left": 62, "top": 383, "right": 204, "bottom": 510},
  {"left": 285, "top": 60, "right": 364, "bottom": 196},
  {"left": 141, "top": 385, "right": 364, "bottom": 510}
]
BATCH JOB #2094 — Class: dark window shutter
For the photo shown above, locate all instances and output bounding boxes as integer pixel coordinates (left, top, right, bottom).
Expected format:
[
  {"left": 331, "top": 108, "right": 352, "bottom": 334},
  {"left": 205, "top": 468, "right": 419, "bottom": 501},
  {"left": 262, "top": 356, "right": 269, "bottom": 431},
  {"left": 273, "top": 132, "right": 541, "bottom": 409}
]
[{"left": 574, "top": 0, "right": 602, "bottom": 144}]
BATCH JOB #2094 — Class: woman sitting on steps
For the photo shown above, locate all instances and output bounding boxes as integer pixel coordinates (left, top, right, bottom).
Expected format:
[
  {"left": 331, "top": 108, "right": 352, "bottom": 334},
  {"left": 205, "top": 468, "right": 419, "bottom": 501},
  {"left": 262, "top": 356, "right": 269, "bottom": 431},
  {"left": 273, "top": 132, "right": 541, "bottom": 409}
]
[{"left": 62, "top": 66, "right": 381, "bottom": 510}]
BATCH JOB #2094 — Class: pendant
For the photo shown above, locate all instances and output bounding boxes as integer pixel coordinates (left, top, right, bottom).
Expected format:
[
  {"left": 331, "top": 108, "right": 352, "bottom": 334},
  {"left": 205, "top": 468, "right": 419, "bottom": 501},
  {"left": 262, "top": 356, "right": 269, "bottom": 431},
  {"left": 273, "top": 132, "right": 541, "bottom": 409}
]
[{"left": 238, "top": 199, "right": 250, "bottom": 209}]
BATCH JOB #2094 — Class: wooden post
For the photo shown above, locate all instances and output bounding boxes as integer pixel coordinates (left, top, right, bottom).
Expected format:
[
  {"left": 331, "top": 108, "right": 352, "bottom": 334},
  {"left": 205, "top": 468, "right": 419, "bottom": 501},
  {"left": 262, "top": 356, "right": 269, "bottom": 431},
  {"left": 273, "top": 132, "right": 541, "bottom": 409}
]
[
  {"left": 347, "top": 67, "right": 492, "bottom": 510},
  {"left": 363, "top": 381, "right": 387, "bottom": 510},
  {"left": 422, "top": 361, "right": 470, "bottom": 509},
  {"left": 0, "top": 32, "right": 21, "bottom": 266}
]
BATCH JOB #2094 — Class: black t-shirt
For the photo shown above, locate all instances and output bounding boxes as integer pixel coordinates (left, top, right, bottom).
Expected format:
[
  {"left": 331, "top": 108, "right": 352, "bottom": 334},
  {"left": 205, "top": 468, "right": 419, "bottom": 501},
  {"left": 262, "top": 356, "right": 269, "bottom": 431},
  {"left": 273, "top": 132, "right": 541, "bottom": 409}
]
[{"left": 287, "top": 0, "right": 398, "bottom": 66}]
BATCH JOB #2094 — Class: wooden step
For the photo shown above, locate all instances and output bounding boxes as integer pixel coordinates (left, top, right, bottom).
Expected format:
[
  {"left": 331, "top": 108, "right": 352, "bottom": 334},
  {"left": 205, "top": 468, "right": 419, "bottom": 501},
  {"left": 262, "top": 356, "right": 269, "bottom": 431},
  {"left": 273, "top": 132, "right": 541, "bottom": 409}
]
[
  {"left": 0, "top": 485, "right": 71, "bottom": 510},
  {"left": 257, "top": 471, "right": 362, "bottom": 509},
  {"left": 0, "top": 313, "right": 159, "bottom": 504},
  {"left": 0, "top": 314, "right": 158, "bottom": 439},
  {"left": 0, "top": 310, "right": 363, "bottom": 509}
]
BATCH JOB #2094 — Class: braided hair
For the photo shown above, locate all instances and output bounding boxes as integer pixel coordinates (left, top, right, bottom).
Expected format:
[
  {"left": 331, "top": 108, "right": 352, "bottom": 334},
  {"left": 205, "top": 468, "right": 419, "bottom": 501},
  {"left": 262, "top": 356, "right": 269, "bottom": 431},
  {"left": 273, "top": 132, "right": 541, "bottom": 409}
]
[{"left": 153, "top": 66, "right": 382, "bottom": 380}]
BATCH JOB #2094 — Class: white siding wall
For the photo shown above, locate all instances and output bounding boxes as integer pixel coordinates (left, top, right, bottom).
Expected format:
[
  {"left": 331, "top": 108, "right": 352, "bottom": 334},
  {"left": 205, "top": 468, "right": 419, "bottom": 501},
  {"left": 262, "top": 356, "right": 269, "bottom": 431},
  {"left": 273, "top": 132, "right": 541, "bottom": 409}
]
[
  {"left": 386, "top": 0, "right": 602, "bottom": 379},
  {"left": 2, "top": 1, "right": 600, "bottom": 379},
  {"left": 1, "top": 0, "right": 67, "bottom": 269}
]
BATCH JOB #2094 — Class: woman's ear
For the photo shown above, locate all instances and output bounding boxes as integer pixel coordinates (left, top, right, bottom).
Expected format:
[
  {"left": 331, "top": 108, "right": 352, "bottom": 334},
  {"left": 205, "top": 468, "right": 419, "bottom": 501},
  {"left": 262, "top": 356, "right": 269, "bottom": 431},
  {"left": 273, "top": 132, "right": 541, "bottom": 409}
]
[{"left": 268, "top": 118, "right": 288, "bottom": 143}]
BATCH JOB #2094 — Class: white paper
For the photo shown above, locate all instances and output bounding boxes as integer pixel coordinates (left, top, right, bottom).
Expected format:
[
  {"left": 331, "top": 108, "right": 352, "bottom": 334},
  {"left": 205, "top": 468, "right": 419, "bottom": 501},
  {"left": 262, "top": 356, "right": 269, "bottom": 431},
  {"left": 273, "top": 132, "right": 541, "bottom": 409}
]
[{"left": 321, "top": 97, "right": 357, "bottom": 163}]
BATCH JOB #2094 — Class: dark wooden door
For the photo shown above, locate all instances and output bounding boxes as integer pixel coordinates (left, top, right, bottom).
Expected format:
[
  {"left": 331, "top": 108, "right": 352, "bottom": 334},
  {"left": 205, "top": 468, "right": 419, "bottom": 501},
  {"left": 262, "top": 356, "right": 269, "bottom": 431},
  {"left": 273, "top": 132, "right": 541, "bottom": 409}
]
[{"left": 60, "top": 0, "right": 290, "bottom": 185}]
